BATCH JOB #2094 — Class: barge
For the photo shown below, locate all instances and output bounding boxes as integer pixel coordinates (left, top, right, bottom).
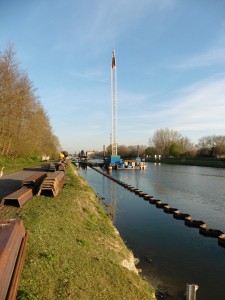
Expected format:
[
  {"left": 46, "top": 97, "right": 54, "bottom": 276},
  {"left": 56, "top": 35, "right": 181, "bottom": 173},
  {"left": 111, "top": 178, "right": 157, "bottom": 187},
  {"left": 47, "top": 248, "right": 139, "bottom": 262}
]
[{"left": 107, "top": 156, "right": 147, "bottom": 170}]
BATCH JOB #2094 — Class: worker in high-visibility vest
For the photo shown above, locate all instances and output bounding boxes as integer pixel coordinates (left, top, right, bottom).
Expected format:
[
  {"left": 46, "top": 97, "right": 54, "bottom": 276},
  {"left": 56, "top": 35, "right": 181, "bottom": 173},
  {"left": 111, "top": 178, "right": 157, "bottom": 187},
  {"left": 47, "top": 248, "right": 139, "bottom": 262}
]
[{"left": 59, "top": 152, "right": 65, "bottom": 160}]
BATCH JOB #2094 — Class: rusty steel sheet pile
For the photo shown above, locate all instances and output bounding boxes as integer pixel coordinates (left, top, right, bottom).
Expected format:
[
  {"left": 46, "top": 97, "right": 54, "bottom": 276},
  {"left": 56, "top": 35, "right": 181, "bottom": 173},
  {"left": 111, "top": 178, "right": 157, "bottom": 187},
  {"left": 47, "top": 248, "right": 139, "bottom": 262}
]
[
  {"left": 0, "top": 219, "right": 27, "bottom": 300},
  {"left": 49, "top": 163, "right": 58, "bottom": 172},
  {"left": 38, "top": 171, "right": 65, "bottom": 197},
  {"left": 49, "top": 161, "right": 66, "bottom": 172},
  {"left": 21, "top": 172, "right": 47, "bottom": 189},
  {"left": 57, "top": 162, "right": 66, "bottom": 171},
  {"left": 2, "top": 187, "right": 34, "bottom": 208}
]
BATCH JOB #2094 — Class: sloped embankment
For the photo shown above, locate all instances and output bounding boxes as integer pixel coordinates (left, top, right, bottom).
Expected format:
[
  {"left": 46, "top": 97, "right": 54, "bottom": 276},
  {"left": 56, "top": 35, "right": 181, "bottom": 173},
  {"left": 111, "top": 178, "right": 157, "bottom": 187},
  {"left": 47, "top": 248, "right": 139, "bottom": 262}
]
[{"left": 8, "top": 164, "right": 155, "bottom": 300}]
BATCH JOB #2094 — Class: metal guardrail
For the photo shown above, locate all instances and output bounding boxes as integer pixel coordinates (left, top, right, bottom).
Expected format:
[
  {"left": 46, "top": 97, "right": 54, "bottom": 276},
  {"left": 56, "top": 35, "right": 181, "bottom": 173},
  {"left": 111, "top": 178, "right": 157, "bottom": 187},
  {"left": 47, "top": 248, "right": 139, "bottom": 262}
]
[{"left": 0, "top": 219, "right": 27, "bottom": 300}]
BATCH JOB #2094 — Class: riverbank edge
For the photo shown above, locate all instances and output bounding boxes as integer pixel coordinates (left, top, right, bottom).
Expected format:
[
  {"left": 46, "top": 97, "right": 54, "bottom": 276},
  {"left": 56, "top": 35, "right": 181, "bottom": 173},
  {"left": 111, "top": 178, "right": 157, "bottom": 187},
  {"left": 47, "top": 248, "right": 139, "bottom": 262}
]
[
  {"left": 73, "top": 166, "right": 142, "bottom": 275},
  {"left": 72, "top": 165, "right": 157, "bottom": 299},
  {"left": 146, "top": 157, "right": 225, "bottom": 168},
  {"left": 1, "top": 163, "right": 156, "bottom": 299}
]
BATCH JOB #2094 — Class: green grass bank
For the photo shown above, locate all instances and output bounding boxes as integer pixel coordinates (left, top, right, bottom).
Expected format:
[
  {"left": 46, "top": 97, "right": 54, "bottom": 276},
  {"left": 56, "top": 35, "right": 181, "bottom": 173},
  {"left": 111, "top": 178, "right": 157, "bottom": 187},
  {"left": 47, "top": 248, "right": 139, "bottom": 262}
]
[
  {"left": 0, "top": 156, "right": 44, "bottom": 174},
  {"left": 147, "top": 157, "right": 225, "bottom": 168},
  {"left": 1, "top": 164, "right": 155, "bottom": 300}
]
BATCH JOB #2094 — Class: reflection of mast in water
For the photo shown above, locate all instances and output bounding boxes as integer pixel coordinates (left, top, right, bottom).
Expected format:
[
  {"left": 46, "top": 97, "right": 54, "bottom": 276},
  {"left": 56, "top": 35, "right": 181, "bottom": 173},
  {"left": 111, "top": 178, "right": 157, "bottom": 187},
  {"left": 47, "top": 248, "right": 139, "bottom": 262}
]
[
  {"left": 108, "top": 180, "right": 117, "bottom": 221},
  {"left": 134, "top": 171, "right": 140, "bottom": 189}
]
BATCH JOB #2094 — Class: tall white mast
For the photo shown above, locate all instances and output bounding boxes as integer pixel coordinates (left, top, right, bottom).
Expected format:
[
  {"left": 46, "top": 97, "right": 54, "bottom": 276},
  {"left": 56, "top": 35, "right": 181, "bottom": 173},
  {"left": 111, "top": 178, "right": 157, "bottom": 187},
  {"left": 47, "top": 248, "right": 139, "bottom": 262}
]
[{"left": 111, "top": 48, "right": 117, "bottom": 156}]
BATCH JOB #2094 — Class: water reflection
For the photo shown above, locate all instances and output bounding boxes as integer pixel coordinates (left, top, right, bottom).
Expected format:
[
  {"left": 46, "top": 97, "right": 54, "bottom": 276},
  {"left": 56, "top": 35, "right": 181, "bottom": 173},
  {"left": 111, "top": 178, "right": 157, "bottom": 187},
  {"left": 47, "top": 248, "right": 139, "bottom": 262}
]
[
  {"left": 79, "top": 164, "right": 225, "bottom": 300},
  {"left": 111, "top": 164, "right": 225, "bottom": 232},
  {"left": 108, "top": 179, "right": 117, "bottom": 221}
]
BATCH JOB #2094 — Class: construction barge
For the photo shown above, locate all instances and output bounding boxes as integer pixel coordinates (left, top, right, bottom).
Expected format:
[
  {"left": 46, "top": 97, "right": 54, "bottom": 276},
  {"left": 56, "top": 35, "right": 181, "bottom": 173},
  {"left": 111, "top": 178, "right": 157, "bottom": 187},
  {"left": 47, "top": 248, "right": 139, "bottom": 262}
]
[
  {"left": 106, "top": 155, "right": 147, "bottom": 170},
  {"left": 77, "top": 156, "right": 147, "bottom": 170}
]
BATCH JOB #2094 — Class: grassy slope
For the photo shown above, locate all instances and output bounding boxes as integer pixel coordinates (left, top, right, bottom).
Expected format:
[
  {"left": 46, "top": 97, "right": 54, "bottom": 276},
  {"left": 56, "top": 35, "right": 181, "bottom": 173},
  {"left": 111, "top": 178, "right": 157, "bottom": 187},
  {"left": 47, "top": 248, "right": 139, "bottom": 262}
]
[
  {"left": 0, "top": 156, "right": 45, "bottom": 174},
  {"left": 2, "top": 164, "right": 155, "bottom": 300}
]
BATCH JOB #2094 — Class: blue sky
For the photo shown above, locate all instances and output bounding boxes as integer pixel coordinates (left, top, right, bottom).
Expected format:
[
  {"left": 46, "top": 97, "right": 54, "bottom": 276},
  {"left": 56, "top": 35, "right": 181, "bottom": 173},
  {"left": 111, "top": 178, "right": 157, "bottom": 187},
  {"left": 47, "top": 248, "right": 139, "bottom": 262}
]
[{"left": 1, "top": 0, "right": 225, "bottom": 154}]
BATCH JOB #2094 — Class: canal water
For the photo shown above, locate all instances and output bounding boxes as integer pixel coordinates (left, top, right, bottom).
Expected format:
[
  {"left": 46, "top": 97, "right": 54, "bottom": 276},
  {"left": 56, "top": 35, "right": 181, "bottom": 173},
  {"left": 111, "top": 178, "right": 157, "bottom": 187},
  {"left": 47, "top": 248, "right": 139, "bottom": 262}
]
[{"left": 78, "top": 163, "right": 225, "bottom": 300}]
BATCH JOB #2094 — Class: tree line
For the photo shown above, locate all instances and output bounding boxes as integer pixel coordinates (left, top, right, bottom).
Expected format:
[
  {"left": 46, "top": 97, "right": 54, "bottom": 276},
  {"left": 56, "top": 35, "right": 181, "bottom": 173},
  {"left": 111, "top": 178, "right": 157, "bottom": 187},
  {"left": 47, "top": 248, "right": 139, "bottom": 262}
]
[
  {"left": 0, "top": 45, "right": 60, "bottom": 158},
  {"left": 101, "top": 129, "right": 225, "bottom": 159},
  {"left": 148, "top": 128, "right": 225, "bottom": 158}
]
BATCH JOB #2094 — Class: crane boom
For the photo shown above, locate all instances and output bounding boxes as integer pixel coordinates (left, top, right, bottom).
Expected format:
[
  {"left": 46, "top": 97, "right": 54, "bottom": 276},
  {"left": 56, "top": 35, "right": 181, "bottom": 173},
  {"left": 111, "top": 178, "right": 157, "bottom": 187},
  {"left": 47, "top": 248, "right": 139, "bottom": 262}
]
[{"left": 111, "top": 48, "right": 117, "bottom": 156}]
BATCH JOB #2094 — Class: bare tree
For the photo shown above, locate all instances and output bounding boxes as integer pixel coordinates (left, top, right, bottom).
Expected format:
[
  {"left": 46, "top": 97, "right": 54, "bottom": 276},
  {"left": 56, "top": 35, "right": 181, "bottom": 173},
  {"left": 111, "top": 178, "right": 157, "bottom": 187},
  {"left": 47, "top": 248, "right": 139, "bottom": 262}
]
[
  {"left": 106, "top": 144, "right": 147, "bottom": 158},
  {"left": 179, "top": 136, "right": 195, "bottom": 156},
  {"left": 151, "top": 128, "right": 181, "bottom": 156},
  {"left": 0, "top": 44, "right": 60, "bottom": 158},
  {"left": 150, "top": 128, "right": 195, "bottom": 156},
  {"left": 0, "top": 44, "right": 19, "bottom": 155},
  {"left": 197, "top": 135, "right": 225, "bottom": 157}
]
